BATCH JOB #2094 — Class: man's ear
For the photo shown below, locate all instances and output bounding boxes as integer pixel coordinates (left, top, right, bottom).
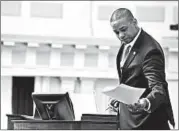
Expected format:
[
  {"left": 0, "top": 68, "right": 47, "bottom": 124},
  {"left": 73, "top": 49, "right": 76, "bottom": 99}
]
[{"left": 133, "top": 18, "right": 138, "bottom": 26}]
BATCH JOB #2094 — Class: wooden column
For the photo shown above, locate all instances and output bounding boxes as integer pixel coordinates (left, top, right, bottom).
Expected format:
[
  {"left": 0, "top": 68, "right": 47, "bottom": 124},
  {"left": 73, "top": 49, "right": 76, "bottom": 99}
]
[
  {"left": 60, "top": 77, "right": 76, "bottom": 93},
  {"left": 98, "top": 45, "right": 110, "bottom": 69},
  {"left": 50, "top": 44, "right": 63, "bottom": 68},
  {"left": 25, "top": 42, "right": 39, "bottom": 67},
  {"left": 1, "top": 41, "right": 14, "bottom": 67},
  {"left": 74, "top": 45, "right": 86, "bottom": 69}
]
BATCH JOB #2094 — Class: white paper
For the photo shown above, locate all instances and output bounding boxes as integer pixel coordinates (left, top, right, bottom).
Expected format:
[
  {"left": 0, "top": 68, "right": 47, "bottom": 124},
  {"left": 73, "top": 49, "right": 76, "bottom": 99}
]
[{"left": 102, "top": 84, "right": 145, "bottom": 105}]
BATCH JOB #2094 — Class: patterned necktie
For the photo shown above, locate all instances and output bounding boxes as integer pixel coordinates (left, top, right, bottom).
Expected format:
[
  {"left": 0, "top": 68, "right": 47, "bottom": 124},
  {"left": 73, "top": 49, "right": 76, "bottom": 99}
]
[
  {"left": 123, "top": 45, "right": 131, "bottom": 61},
  {"left": 120, "top": 45, "right": 131, "bottom": 73}
]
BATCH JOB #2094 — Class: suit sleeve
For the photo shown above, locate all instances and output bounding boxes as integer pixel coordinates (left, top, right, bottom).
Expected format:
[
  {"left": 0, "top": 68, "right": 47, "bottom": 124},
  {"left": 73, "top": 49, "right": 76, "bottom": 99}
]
[{"left": 142, "top": 49, "right": 168, "bottom": 113}]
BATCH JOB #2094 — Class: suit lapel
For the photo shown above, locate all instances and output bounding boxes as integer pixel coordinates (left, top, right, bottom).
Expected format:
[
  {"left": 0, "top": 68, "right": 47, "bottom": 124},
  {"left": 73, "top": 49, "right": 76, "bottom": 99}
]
[
  {"left": 117, "top": 44, "right": 125, "bottom": 78},
  {"left": 117, "top": 44, "right": 125, "bottom": 62},
  {"left": 122, "top": 29, "right": 144, "bottom": 69},
  {"left": 123, "top": 49, "right": 138, "bottom": 68}
]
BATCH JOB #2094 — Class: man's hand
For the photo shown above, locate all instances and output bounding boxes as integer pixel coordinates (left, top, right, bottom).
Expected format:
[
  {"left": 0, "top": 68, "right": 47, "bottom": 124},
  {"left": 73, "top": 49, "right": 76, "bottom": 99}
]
[
  {"left": 106, "top": 99, "right": 119, "bottom": 112},
  {"left": 128, "top": 98, "right": 150, "bottom": 112},
  {"left": 110, "top": 99, "right": 119, "bottom": 108}
]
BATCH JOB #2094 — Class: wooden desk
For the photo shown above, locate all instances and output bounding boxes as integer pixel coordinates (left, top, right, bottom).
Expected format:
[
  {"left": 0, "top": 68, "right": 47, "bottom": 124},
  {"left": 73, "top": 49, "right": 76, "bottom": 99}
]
[
  {"left": 6, "top": 114, "right": 27, "bottom": 130},
  {"left": 12, "top": 120, "right": 118, "bottom": 130},
  {"left": 7, "top": 114, "right": 118, "bottom": 130},
  {"left": 81, "top": 114, "right": 117, "bottom": 122}
]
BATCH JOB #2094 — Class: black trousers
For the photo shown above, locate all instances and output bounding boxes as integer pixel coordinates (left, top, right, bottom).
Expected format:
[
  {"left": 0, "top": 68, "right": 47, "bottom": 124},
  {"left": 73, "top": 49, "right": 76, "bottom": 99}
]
[
  {"left": 135, "top": 119, "right": 170, "bottom": 130},
  {"left": 117, "top": 111, "right": 170, "bottom": 130}
]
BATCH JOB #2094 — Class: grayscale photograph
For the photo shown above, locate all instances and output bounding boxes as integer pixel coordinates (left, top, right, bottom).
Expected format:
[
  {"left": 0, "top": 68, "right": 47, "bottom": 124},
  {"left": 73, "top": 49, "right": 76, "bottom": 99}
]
[{"left": 1, "top": 1, "right": 178, "bottom": 130}]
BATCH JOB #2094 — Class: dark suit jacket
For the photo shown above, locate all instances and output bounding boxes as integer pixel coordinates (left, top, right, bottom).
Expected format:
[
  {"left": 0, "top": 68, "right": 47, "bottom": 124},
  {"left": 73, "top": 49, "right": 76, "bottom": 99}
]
[{"left": 116, "top": 29, "right": 175, "bottom": 130}]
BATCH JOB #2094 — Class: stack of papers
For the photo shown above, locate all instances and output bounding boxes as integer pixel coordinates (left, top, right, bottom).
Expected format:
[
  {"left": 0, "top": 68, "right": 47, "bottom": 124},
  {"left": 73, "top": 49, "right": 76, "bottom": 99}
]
[{"left": 102, "top": 84, "right": 145, "bottom": 105}]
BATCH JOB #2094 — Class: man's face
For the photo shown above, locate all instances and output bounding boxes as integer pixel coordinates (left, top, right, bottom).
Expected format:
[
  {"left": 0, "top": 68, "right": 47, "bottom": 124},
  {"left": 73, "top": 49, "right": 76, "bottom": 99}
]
[{"left": 111, "top": 17, "right": 138, "bottom": 44}]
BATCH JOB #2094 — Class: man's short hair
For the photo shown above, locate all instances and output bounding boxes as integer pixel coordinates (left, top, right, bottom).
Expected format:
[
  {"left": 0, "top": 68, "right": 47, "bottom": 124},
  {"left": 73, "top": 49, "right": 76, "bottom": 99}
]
[{"left": 110, "top": 8, "right": 134, "bottom": 22}]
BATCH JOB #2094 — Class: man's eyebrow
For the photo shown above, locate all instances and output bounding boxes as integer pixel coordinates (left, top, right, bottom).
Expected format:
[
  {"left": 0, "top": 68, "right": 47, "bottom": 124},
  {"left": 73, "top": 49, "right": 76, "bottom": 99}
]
[
  {"left": 119, "top": 26, "right": 127, "bottom": 30},
  {"left": 113, "top": 26, "right": 127, "bottom": 32}
]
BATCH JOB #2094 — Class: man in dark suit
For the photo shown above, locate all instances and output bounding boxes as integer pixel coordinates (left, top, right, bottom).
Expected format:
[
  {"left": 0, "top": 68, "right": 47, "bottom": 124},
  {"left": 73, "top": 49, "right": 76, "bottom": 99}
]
[{"left": 109, "top": 8, "right": 175, "bottom": 130}]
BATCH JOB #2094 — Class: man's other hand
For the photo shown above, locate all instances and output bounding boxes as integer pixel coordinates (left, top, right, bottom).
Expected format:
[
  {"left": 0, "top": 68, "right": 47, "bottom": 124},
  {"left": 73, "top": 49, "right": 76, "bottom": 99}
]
[{"left": 128, "top": 98, "right": 150, "bottom": 112}]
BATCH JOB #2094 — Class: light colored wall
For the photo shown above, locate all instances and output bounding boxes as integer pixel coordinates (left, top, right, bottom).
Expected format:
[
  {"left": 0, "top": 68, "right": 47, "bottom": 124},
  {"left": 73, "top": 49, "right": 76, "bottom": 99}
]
[
  {"left": 1, "top": 76, "right": 12, "bottom": 129},
  {"left": 1, "top": 1, "right": 178, "bottom": 38}
]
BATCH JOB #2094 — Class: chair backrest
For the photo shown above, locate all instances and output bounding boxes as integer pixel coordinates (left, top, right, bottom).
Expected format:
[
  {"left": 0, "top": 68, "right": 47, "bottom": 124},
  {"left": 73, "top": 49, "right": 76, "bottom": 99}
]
[
  {"left": 32, "top": 92, "right": 75, "bottom": 120},
  {"left": 33, "top": 108, "right": 41, "bottom": 119}
]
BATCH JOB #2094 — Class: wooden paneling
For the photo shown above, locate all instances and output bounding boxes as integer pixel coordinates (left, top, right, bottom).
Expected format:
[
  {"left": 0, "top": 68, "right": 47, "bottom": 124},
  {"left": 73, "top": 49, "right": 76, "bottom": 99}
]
[{"left": 1, "top": 1, "right": 22, "bottom": 16}]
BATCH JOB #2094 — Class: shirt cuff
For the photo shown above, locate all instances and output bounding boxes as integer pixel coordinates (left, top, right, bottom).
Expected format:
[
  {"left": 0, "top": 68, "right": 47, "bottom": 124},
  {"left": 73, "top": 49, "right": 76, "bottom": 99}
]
[{"left": 143, "top": 98, "right": 151, "bottom": 113}]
